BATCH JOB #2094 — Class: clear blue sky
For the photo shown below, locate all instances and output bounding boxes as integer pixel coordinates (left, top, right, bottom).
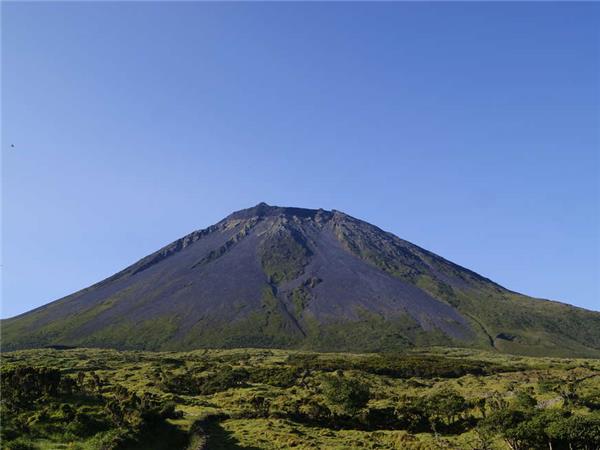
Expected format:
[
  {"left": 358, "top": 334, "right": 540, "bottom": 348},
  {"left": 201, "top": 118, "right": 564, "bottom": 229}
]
[{"left": 2, "top": 2, "right": 599, "bottom": 318}]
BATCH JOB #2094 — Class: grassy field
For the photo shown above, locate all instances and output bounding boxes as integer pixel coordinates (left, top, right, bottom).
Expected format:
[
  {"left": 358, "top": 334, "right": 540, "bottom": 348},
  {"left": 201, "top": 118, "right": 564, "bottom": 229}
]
[{"left": 1, "top": 347, "right": 599, "bottom": 449}]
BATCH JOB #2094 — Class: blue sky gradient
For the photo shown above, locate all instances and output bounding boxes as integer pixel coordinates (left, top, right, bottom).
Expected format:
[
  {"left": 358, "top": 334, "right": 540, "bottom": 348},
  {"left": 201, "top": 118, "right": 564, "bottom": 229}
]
[{"left": 2, "top": 2, "right": 599, "bottom": 318}]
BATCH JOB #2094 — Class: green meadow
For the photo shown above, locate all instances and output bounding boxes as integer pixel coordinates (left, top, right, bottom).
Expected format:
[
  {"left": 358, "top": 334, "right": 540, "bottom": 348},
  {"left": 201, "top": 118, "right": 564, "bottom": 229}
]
[{"left": 2, "top": 347, "right": 599, "bottom": 450}]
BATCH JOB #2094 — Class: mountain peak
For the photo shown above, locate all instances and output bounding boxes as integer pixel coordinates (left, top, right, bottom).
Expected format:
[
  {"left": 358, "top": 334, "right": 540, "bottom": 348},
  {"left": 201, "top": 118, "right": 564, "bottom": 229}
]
[{"left": 227, "top": 202, "right": 332, "bottom": 221}]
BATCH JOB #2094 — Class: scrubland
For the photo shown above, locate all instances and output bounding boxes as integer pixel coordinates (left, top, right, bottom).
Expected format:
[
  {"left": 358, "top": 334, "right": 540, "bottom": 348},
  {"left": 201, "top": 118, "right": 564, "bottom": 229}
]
[{"left": 2, "top": 347, "right": 599, "bottom": 449}]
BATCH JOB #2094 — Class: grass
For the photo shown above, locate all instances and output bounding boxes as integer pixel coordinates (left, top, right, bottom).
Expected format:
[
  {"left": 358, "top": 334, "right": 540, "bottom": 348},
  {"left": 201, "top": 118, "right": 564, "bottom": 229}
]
[{"left": 1, "top": 346, "right": 599, "bottom": 450}]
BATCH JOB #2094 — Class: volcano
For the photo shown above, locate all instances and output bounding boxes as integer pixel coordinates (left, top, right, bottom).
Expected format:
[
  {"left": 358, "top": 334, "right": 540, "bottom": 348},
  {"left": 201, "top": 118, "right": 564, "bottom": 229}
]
[{"left": 3, "top": 203, "right": 599, "bottom": 357}]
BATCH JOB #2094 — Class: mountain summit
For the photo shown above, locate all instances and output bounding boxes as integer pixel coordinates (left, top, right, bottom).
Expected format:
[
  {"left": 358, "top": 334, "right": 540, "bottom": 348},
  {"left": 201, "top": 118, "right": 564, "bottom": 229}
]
[{"left": 3, "top": 203, "right": 600, "bottom": 356}]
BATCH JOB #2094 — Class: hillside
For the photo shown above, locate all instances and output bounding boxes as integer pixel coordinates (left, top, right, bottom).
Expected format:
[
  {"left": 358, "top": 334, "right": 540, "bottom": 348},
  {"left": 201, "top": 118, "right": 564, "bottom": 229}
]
[{"left": 3, "top": 203, "right": 600, "bottom": 357}]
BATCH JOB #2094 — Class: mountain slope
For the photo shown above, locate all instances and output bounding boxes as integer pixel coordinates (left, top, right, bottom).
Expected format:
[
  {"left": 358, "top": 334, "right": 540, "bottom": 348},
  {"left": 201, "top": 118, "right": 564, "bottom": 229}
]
[{"left": 3, "top": 203, "right": 600, "bottom": 356}]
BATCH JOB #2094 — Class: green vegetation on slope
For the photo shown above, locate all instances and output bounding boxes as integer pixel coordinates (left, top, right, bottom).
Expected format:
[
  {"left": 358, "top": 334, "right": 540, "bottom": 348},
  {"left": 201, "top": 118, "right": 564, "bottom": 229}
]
[
  {"left": 332, "top": 215, "right": 600, "bottom": 358},
  {"left": 2, "top": 347, "right": 599, "bottom": 449},
  {"left": 259, "top": 225, "right": 312, "bottom": 285}
]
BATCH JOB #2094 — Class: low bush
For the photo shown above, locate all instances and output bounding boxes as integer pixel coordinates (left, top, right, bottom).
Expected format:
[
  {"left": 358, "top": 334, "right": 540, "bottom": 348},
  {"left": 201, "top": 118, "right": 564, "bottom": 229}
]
[{"left": 322, "top": 375, "right": 370, "bottom": 416}]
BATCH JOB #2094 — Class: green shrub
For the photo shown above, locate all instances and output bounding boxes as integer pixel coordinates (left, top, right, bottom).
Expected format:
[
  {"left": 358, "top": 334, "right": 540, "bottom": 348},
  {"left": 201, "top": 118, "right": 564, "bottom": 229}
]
[
  {"left": 514, "top": 390, "right": 537, "bottom": 411},
  {"left": 247, "top": 366, "right": 300, "bottom": 387},
  {"left": 483, "top": 406, "right": 600, "bottom": 450},
  {"left": 158, "top": 366, "right": 249, "bottom": 396},
  {"left": 1, "top": 366, "right": 65, "bottom": 410},
  {"left": 198, "top": 366, "right": 249, "bottom": 394},
  {"left": 425, "top": 388, "right": 469, "bottom": 426},
  {"left": 322, "top": 375, "right": 370, "bottom": 415},
  {"left": 86, "top": 429, "right": 129, "bottom": 450},
  {"left": 3, "top": 437, "right": 36, "bottom": 450},
  {"left": 395, "top": 398, "right": 430, "bottom": 432}
]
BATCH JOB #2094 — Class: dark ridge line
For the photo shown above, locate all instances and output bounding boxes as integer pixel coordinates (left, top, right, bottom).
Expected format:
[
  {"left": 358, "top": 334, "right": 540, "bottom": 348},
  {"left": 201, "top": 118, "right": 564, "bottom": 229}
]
[
  {"left": 268, "top": 282, "right": 308, "bottom": 339},
  {"left": 190, "top": 219, "right": 259, "bottom": 269},
  {"left": 464, "top": 312, "right": 497, "bottom": 351}
]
